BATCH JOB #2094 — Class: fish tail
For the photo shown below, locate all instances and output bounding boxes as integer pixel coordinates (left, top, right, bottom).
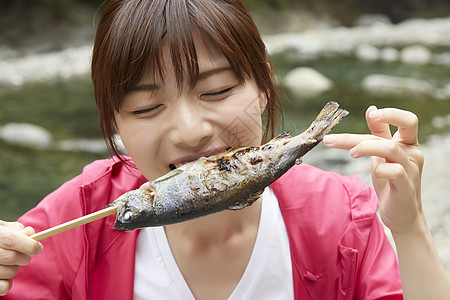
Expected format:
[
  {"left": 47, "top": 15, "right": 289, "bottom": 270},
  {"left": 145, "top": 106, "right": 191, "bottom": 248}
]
[{"left": 306, "top": 101, "right": 349, "bottom": 141}]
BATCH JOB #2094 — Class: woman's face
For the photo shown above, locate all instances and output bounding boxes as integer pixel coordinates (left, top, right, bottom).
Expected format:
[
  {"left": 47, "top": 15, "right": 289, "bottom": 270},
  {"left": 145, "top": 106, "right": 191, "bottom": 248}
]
[{"left": 115, "top": 36, "right": 266, "bottom": 180}]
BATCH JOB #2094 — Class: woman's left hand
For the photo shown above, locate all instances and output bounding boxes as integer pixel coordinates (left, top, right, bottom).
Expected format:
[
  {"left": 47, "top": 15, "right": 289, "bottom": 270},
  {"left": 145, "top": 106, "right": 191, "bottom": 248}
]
[{"left": 323, "top": 105, "right": 425, "bottom": 235}]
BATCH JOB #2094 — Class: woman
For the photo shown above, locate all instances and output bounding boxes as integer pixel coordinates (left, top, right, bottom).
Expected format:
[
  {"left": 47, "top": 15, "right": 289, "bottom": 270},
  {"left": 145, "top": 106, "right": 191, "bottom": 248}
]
[{"left": 1, "top": 0, "right": 449, "bottom": 299}]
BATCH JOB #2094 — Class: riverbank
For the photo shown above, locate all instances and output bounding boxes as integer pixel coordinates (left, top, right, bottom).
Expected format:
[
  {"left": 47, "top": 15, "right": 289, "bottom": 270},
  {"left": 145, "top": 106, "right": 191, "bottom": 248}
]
[{"left": 2, "top": 16, "right": 450, "bottom": 86}]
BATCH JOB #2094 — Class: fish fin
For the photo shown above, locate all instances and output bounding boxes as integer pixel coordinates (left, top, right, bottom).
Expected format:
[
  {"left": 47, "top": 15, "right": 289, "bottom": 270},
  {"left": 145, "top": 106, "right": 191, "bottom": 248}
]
[
  {"left": 306, "top": 101, "right": 349, "bottom": 141},
  {"left": 227, "top": 189, "right": 264, "bottom": 210},
  {"left": 295, "top": 157, "right": 303, "bottom": 165},
  {"left": 153, "top": 168, "right": 183, "bottom": 184}
]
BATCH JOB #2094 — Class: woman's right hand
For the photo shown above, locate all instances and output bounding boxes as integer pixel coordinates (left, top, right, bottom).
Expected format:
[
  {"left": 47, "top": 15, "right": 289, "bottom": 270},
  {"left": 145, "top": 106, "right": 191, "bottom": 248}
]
[{"left": 0, "top": 220, "right": 43, "bottom": 296}]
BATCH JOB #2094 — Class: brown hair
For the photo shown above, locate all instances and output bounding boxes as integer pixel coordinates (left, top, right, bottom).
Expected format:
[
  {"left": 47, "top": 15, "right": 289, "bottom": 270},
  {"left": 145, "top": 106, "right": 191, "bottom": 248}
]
[{"left": 91, "top": 0, "right": 282, "bottom": 158}]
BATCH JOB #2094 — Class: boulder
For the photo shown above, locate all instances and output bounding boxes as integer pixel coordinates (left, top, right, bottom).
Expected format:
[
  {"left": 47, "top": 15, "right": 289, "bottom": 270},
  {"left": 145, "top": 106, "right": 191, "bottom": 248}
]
[
  {"left": 57, "top": 139, "right": 108, "bottom": 154},
  {"left": 0, "top": 123, "right": 53, "bottom": 148},
  {"left": 361, "top": 74, "right": 435, "bottom": 96},
  {"left": 400, "top": 45, "right": 432, "bottom": 65},
  {"left": 379, "top": 47, "right": 399, "bottom": 62},
  {"left": 283, "top": 67, "right": 333, "bottom": 97},
  {"left": 355, "top": 44, "right": 379, "bottom": 61},
  {"left": 353, "top": 14, "right": 392, "bottom": 27}
]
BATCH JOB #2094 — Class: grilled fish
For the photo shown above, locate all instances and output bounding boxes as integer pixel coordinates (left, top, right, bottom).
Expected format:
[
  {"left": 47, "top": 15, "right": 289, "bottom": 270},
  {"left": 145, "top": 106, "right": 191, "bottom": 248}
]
[{"left": 111, "top": 101, "right": 348, "bottom": 230}]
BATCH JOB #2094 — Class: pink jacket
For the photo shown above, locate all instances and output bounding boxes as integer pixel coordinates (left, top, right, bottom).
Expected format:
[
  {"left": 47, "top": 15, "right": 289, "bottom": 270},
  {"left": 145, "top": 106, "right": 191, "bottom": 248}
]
[{"left": 4, "top": 158, "right": 402, "bottom": 299}]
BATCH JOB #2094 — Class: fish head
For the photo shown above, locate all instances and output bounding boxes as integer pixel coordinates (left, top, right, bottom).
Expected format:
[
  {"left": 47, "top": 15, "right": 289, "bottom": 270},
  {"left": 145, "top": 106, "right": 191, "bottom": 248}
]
[{"left": 112, "top": 189, "right": 154, "bottom": 230}]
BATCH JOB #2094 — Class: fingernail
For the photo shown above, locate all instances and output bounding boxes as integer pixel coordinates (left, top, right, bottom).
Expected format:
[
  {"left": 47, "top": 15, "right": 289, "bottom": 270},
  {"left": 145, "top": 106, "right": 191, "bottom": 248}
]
[
  {"left": 323, "top": 135, "right": 336, "bottom": 145},
  {"left": 349, "top": 147, "right": 358, "bottom": 158},
  {"left": 369, "top": 110, "right": 381, "bottom": 120}
]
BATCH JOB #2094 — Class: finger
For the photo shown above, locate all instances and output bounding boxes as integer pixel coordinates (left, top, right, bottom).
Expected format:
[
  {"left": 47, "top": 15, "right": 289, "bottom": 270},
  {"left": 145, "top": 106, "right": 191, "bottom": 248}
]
[
  {"left": 20, "top": 226, "right": 36, "bottom": 237},
  {"left": 0, "top": 265, "right": 20, "bottom": 280},
  {"left": 366, "top": 105, "right": 392, "bottom": 139},
  {"left": 350, "top": 139, "right": 410, "bottom": 166},
  {"left": 0, "top": 221, "right": 25, "bottom": 232},
  {"left": 0, "top": 279, "right": 13, "bottom": 296},
  {"left": 373, "top": 163, "right": 418, "bottom": 213},
  {"left": 323, "top": 133, "right": 380, "bottom": 150},
  {"left": 0, "top": 248, "right": 32, "bottom": 266},
  {"left": 374, "top": 162, "right": 420, "bottom": 231},
  {"left": 0, "top": 227, "right": 43, "bottom": 256},
  {"left": 369, "top": 108, "right": 419, "bottom": 145}
]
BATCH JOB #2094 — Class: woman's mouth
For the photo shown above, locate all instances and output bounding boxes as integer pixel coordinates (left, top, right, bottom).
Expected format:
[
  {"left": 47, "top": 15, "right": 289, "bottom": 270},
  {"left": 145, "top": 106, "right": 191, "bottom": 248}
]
[{"left": 168, "top": 147, "right": 229, "bottom": 170}]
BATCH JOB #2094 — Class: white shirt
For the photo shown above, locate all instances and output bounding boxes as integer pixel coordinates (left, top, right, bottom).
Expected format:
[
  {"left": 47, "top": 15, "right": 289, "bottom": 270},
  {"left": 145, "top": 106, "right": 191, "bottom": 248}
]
[{"left": 134, "top": 187, "right": 293, "bottom": 299}]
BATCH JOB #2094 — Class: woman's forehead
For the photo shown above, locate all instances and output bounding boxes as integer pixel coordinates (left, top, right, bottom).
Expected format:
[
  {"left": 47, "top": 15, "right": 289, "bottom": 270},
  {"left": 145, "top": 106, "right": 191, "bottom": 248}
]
[
  {"left": 142, "top": 33, "right": 230, "bottom": 85},
  {"left": 195, "top": 37, "right": 229, "bottom": 71}
]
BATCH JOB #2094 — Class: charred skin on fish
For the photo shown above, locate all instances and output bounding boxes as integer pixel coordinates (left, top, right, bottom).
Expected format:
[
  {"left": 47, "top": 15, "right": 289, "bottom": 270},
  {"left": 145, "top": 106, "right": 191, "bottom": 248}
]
[{"left": 111, "top": 101, "right": 348, "bottom": 230}]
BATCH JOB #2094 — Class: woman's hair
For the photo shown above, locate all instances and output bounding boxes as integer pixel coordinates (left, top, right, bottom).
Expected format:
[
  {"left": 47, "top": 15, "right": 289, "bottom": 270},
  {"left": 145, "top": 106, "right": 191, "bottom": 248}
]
[{"left": 91, "top": 0, "right": 282, "bottom": 158}]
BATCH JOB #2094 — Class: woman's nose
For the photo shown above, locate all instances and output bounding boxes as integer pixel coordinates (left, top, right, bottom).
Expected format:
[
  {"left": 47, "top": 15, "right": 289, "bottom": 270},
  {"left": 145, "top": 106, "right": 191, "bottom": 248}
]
[{"left": 168, "top": 100, "right": 213, "bottom": 148}]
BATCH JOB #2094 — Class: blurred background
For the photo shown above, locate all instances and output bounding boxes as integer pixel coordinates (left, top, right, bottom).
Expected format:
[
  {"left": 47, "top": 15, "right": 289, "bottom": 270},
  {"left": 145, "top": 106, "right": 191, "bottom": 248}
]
[{"left": 0, "top": 0, "right": 449, "bottom": 272}]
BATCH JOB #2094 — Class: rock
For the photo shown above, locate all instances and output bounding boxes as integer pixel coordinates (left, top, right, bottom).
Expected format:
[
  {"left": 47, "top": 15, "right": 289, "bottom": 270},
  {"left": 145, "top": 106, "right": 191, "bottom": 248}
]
[
  {"left": 56, "top": 139, "right": 108, "bottom": 154},
  {"left": 431, "top": 114, "right": 450, "bottom": 129},
  {"left": 355, "top": 44, "right": 379, "bottom": 61},
  {"left": 379, "top": 47, "right": 399, "bottom": 62},
  {"left": 264, "top": 32, "right": 324, "bottom": 60},
  {"left": 264, "top": 17, "right": 450, "bottom": 66},
  {"left": 361, "top": 74, "right": 435, "bottom": 96},
  {"left": 283, "top": 67, "right": 333, "bottom": 97},
  {"left": 434, "top": 52, "right": 450, "bottom": 66},
  {"left": 353, "top": 14, "right": 392, "bottom": 27},
  {"left": 442, "top": 83, "right": 450, "bottom": 99},
  {"left": 400, "top": 45, "right": 432, "bottom": 65},
  {"left": 0, "top": 122, "right": 53, "bottom": 148},
  {"left": 0, "top": 45, "right": 92, "bottom": 86},
  {"left": 55, "top": 134, "right": 128, "bottom": 155}
]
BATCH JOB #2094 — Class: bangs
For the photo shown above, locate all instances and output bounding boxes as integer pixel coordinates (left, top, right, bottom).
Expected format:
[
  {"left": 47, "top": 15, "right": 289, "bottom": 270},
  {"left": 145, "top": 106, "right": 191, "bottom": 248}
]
[{"left": 106, "top": 0, "right": 259, "bottom": 105}]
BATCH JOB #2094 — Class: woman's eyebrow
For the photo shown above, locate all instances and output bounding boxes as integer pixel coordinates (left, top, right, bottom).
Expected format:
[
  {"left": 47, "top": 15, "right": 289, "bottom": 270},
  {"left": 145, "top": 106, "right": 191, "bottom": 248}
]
[{"left": 197, "top": 66, "right": 232, "bottom": 81}]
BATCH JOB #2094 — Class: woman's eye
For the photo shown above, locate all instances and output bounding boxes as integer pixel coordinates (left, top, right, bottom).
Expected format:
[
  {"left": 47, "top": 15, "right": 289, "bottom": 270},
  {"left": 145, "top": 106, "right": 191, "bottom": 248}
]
[
  {"left": 132, "top": 104, "right": 163, "bottom": 116},
  {"left": 203, "top": 87, "right": 234, "bottom": 98}
]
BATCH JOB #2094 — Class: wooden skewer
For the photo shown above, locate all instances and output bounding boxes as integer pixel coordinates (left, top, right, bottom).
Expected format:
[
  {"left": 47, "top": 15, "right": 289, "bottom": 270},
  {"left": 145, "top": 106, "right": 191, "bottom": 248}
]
[{"left": 30, "top": 206, "right": 118, "bottom": 241}]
